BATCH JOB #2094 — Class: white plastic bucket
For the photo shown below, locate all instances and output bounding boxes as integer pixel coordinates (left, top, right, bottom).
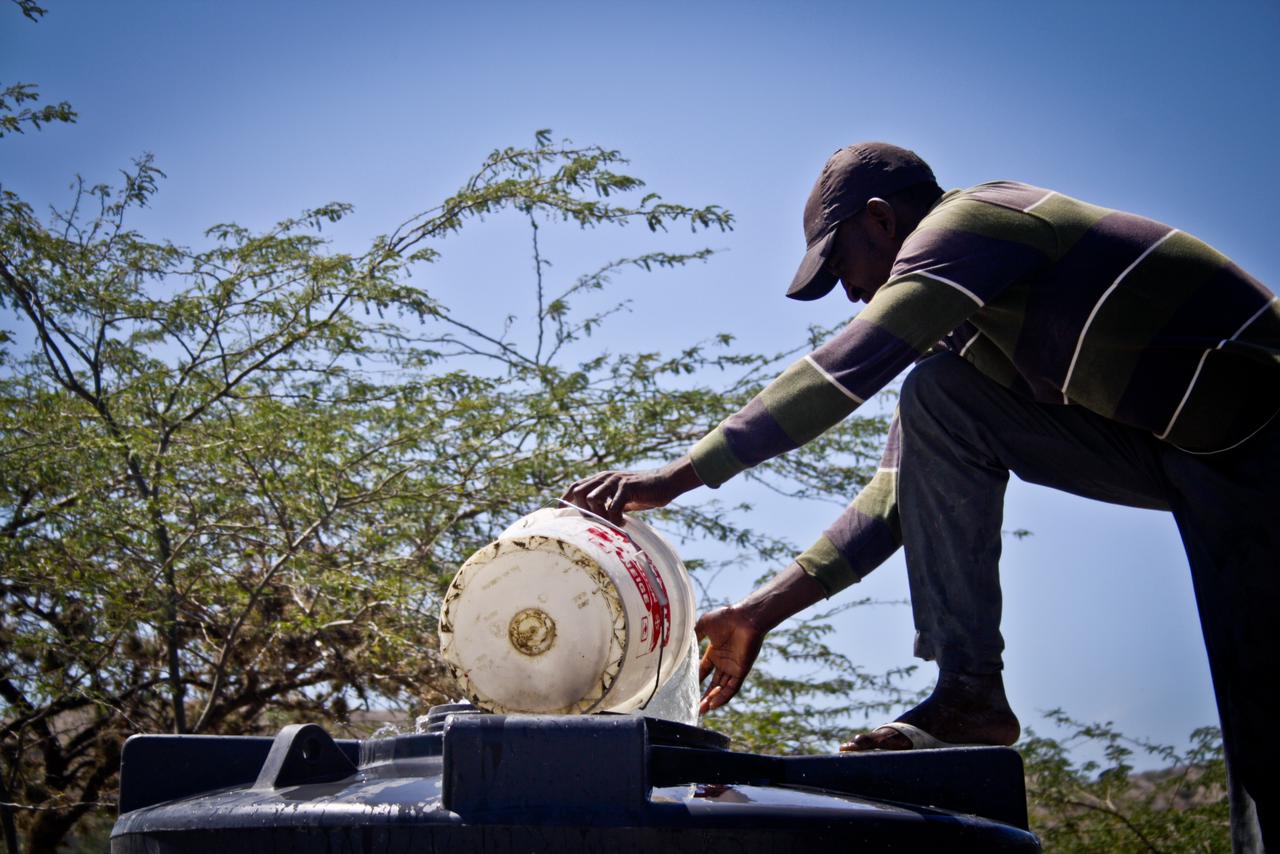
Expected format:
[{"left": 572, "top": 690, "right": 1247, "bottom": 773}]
[{"left": 438, "top": 507, "right": 695, "bottom": 715}]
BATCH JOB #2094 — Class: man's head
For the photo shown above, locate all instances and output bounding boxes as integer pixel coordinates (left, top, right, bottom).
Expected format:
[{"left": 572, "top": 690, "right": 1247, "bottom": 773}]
[{"left": 787, "top": 143, "right": 941, "bottom": 304}]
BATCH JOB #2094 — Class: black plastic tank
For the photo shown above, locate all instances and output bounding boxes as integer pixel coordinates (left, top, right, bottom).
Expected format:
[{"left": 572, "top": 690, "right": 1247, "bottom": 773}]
[{"left": 111, "top": 705, "right": 1041, "bottom": 852}]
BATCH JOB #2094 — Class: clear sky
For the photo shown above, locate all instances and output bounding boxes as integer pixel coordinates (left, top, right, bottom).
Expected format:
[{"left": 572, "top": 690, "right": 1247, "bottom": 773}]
[{"left": 5, "top": 1, "right": 1279, "bottom": 761}]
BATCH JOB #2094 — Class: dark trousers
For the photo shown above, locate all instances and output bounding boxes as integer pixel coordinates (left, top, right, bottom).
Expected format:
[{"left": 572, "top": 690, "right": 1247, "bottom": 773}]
[{"left": 898, "top": 353, "right": 1275, "bottom": 852}]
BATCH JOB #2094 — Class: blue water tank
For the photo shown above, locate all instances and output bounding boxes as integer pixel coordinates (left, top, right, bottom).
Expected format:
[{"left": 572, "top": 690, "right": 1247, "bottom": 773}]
[{"left": 111, "top": 706, "right": 1040, "bottom": 852}]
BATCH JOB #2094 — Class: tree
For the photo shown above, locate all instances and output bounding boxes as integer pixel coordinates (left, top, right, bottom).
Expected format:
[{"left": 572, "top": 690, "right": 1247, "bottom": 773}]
[
  {"left": 1022, "top": 712, "right": 1229, "bottom": 852},
  {"left": 0, "top": 94, "right": 897, "bottom": 849}
]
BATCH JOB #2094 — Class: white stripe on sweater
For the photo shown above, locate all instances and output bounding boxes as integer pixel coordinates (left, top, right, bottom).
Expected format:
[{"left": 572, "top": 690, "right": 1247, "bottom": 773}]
[
  {"left": 1158, "top": 296, "right": 1277, "bottom": 440},
  {"left": 1062, "top": 229, "right": 1179, "bottom": 402},
  {"left": 803, "top": 354, "right": 864, "bottom": 404}
]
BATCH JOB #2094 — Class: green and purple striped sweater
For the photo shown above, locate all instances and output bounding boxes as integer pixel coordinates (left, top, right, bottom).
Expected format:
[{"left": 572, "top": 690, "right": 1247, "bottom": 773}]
[{"left": 688, "top": 182, "right": 1280, "bottom": 596}]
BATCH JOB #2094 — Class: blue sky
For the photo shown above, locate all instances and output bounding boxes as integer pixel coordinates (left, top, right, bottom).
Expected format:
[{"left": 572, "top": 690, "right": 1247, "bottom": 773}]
[{"left": 5, "top": 1, "right": 1279, "bottom": 759}]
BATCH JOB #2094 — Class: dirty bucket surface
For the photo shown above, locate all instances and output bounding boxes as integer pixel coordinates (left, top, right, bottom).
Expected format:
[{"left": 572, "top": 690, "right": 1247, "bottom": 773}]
[{"left": 441, "top": 534, "right": 627, "bottom": 714}]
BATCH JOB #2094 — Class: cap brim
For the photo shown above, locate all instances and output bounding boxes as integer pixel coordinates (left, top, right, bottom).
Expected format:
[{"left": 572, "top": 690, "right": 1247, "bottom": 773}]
[{"left": 786, "top": 229, "right": 839, "bottom": 301}]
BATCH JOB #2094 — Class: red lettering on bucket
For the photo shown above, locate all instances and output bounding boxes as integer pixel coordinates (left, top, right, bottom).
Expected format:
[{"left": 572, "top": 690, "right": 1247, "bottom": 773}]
[
  {"left": 644, "top": 552, "right": 672, "bottom": 647},
  {"left": 585, "top": 525, "right": 667, "bottom": 653}
]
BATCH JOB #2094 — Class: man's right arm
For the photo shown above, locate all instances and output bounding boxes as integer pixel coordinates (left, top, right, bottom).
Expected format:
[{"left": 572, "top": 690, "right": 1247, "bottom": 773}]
[
  {"left": 794, "top": 413, "right": 903, "bottom": 596},
  {"left": 697, "top": 415, "right": 904, "bottom": 712}
]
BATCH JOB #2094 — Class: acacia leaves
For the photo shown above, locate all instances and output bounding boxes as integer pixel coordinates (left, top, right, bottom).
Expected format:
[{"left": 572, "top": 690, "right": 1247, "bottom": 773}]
[
  {"left": 1022, "top": 712, "right": 1229, "bottom": 851},
  {"left": 0, "top": 83, "right": 74, "bottom": 138},
  {"left": 0, "top": 130, "right": 889, "bottom": 851}
]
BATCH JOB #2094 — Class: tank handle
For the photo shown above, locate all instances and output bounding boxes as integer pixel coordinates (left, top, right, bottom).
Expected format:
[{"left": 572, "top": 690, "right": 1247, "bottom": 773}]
[{"left": 253, "top": 723, "right": 357, "bottom": 789}]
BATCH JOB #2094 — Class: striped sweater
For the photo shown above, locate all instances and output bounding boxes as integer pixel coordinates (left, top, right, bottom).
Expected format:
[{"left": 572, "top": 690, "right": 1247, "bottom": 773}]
[{"left": 689, "top": 182, "right": 1280, "bottom": 596}]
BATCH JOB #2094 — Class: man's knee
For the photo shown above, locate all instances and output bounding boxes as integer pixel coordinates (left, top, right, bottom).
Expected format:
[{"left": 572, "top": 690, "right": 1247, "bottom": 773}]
[
  {"left": 898, "top": 354, "right": 1020, "bottom": 471},
  {"left": 900, "top": 354, "right": 978, "bottom": 423}
]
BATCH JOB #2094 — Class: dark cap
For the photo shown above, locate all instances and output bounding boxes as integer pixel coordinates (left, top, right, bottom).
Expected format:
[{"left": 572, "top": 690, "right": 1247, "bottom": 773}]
[{"left": 786, "top": 142, "right": 936, "bottom": 301}]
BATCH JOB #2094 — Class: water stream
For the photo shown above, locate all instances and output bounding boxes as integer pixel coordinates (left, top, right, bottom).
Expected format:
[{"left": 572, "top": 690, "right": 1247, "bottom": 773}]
[{"left": 637, "top": 630, "right": 701, "bottom": 726}]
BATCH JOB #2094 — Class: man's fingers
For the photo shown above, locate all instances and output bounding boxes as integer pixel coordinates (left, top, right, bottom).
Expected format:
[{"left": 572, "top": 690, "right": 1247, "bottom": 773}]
[
  {"left": 698, "top": 666, "right": 742, "bottom": 712},
  {"left": 709, "top": 686, "right": 738, "bottom": 709},
  {"left": 604, "top": 482, "right": 628, "bottom": 524},
  {"left": 701, "top": 678, "right": 739, "bottom": 712},
  {"left": 586, "top": 483, "right": 614, "bottom": 512},
  {"left": 697, "top": 664, "right": 742, "bottom": 713},
  {"left": 563, "top": 474, "right": 623, "bottom": 522},
  {"left": 563, "top": 471, "right": 617, "bottom": 502},
  {"left": 699, "top": 648, "right": 713, "bottom": 683},
  {"left": 562, "top": 466, "right": 677, "bottom": 523},
  {"left": 698, "top": 686, "right": 720, "bottom": 716},
  {"left": 565, "top": 471, "right": 608, "bottom": 494}
]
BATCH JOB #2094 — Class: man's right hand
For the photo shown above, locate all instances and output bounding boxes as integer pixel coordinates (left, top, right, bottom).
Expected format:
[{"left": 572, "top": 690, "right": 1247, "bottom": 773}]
[
  {"left": 560, "top": 456, "right": 702, "bottom": 526},
  {"left": 696, "top": 605, "right": 767, "bottom": 715}
]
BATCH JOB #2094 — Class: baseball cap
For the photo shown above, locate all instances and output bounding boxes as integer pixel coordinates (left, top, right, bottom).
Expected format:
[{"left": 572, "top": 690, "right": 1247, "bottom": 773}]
[{"left": 786, "top": 142, "right": 936, "bottom": 301}]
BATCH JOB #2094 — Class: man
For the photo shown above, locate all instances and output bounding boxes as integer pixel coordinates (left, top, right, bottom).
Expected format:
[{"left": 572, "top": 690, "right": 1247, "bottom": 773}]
[{"left": 562, "top": 143, "right": 1277, "bottom": 849}]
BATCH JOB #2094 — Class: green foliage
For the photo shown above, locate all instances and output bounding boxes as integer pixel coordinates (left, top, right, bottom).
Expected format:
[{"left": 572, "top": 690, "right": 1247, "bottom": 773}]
[
  {"left": 8, "top": 0, "right": 45, "bottom": 23},
  {"left": 0, "top": 125, "right": 891, "bottom": 850},
  {"left": 1022, "top": 711, "right": 1229, "bottom": 851},
  {"left": 0, "top": 84, "right": 75, "bottom": 139}
]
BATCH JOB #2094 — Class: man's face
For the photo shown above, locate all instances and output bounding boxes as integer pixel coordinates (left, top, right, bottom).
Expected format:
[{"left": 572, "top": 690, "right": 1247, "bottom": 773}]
[{"left": 823, "top": 208, "right": 898, "bottom": 304}]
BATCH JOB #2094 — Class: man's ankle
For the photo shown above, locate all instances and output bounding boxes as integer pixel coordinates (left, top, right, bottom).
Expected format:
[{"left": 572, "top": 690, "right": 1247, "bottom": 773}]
[{"left": 933, "top": 670, "right": 1013, "bottom": 712}]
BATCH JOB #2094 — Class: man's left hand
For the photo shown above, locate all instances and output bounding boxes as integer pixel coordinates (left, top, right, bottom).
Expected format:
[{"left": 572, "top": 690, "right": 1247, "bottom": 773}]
[{"left": 696, "top": 605, "right": 766, "bottom": 714}]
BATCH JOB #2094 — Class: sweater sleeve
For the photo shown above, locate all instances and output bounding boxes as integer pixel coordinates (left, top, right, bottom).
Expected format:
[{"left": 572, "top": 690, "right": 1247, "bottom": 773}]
[
  {"left": 688, "top": 190, "right": 1054, "bottom": 489},
  {"left": 794, "top": 413, "right": 902, "bottom": 595},
  {"left": 687, "top": 263, "right": 984, "bottom": 488}
]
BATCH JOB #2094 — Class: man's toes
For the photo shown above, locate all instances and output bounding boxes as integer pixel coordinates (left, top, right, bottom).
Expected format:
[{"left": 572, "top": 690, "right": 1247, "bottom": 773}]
[{"left": 838, "top": 726, "right": 913, "bottom": 752}]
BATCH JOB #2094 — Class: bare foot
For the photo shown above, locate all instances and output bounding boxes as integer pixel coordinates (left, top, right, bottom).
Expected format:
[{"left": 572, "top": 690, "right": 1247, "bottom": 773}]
[{"left": 839, "top": 670, "right": 1020, "bottom": 752}]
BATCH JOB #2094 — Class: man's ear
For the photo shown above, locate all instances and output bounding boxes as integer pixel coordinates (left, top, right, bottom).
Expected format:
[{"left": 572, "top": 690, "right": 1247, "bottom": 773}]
[{"left": 864, "top": 197, "right": 898, "bottom": 239}]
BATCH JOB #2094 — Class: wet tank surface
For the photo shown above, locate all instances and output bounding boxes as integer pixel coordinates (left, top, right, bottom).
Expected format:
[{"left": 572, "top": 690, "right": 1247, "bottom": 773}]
[{"left": 111, "top": 706, "right": 1041, "bottom": 853}]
